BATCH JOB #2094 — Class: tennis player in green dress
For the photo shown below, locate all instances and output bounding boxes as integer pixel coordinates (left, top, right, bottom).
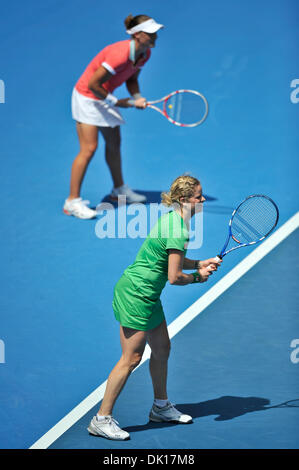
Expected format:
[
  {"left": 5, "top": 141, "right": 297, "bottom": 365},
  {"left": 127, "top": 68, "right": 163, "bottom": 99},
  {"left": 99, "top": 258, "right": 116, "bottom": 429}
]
[{"left": 88, "top": 175, "right": 221, "bottom": 440}]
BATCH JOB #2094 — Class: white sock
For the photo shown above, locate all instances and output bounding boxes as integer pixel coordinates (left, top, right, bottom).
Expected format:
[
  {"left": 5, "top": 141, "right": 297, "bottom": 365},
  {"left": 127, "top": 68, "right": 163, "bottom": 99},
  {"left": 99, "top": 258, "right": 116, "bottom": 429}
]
[
  {"left": 113, "top": 184, "right": 125, "bottom": 193},
  {"left": 96, "top": 413, "right": 109, "bottom": 421},
  {"left": 154, "top": 398, "right": 169, "bottom": 408}
]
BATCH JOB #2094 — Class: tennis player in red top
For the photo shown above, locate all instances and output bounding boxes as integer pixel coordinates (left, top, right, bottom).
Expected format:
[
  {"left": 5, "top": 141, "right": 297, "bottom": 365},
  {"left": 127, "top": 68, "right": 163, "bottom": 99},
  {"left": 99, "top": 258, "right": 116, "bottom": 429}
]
[{"left": 63, "top": 14, "right": 164, "bottom": 219}]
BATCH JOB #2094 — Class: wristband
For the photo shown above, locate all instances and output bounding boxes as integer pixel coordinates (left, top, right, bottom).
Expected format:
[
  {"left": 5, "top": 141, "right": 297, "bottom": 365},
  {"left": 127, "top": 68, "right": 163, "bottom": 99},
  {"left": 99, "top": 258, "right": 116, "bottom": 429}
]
[
  {"left": 104, "top": 93, "right": 118, "bottom": 106},
  {"left": 191, "top": 272, "right": 201, "bottom": 283},
  {"left": 194, "top": 260, "right": 201, "bottom": 269},
  {"left": 133, "top": 92, "right": 142, "bottom": 100}
]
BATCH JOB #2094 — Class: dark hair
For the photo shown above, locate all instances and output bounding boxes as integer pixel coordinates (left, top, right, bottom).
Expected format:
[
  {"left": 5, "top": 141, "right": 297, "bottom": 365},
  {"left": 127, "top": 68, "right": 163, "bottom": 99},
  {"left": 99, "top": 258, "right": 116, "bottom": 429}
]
[{"left": 124, "top": 14, "right": 152, "bottom": 30}]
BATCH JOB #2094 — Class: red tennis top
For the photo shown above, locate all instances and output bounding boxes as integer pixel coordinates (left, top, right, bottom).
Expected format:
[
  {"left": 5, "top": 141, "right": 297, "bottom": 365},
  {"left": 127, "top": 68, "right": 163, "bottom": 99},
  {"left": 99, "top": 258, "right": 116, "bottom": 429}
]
[{"left": 75, "top": 40, "right": 151, "bottom": 100}]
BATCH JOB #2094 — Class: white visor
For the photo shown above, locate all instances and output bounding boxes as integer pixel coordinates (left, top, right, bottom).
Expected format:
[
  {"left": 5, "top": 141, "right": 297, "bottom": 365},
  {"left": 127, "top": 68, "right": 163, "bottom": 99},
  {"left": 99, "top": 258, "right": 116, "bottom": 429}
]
[{"left": 126, "top": 18, "right": 164, "bottom": 35}]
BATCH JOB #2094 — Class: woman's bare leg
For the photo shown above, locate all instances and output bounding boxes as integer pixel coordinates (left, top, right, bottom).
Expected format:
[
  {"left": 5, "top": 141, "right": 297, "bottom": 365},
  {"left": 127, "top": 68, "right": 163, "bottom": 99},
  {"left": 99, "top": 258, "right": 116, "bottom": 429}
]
[
  {"left": 146, "top": 320, "right": 171, "bottom": 400},
  {"left": 98, "top": 326, "right": 147, "bottom": 416},
  {"left": 69, "top": 122, "right": 98, "bottom": 199},
  {"left": 99, "top": 126, "right": 124, "bottom": 189}
]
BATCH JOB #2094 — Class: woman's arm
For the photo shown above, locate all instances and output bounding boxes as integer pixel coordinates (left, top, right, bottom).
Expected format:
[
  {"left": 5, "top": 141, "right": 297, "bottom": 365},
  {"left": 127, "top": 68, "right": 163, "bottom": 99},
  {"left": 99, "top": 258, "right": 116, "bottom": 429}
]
[
  {"left": 168, "top": 250, "right": 194, "bottom": 285},
  {"left": 88, "top": 66, "right": 132, "bottom": 108},
  {"left": 126, "top": 70, "right": 141, "bottom": 96},
  {"left": 126, "top": 71, "right": 147, "bottom": 109},
  {"left": 183, "top": 257, "right": 200, "bottom": 270},
  {"left": 168, "top": 250, "right": 214, "bottom": 285}
]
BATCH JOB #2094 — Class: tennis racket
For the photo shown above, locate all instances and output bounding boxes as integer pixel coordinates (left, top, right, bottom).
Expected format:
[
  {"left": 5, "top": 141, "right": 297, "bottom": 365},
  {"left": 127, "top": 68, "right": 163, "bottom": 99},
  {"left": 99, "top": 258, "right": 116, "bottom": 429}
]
[
  {"left": 271, "top": 399, "right": 299, "bottom": 408},
  {"left": 130, "top": 90, "right": 208, "bottom": 127},
  {"left": 215, "top": 195, "right": 279, "bottom": 261}
]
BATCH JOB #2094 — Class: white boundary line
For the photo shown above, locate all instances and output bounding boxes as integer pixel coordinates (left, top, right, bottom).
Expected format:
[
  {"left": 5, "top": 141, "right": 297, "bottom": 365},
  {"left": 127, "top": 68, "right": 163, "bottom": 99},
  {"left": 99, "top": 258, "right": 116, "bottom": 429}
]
[{"left": 30, "top": 212, "right": 299, "bottom": 449}]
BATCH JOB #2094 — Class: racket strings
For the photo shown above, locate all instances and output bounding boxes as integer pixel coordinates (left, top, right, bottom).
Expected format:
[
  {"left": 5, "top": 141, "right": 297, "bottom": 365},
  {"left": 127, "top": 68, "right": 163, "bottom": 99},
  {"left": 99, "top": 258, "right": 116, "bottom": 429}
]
[
  {"left": 231, "top": 197, "right": 278, "bottom": 244},
  {"left": 166, "top": 92, "right": 207, "bottom": 125}
]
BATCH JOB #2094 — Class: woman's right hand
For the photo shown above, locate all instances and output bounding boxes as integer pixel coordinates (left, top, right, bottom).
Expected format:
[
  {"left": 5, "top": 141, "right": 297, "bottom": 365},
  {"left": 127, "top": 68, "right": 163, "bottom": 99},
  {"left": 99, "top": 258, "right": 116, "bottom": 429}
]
[
  {"left": 118, "top": 97, "right": 147, "bottom": 108},
  {"left": 198, "top": 265, "right": 215, "bottom": 283},
  {"left": 133, "top": 97, "right": 147, "bottom": 109}
]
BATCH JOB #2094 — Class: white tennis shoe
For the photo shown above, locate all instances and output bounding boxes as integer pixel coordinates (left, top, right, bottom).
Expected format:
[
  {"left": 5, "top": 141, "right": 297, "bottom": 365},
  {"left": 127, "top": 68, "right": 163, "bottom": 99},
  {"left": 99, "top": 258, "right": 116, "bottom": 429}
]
[
  {"left": 63, "top": 198, "right": 97, "bottom": 219},
  {"left": 87, "top": 415, "right": 130, "bottom": 440},
  {"left": 149, "top": 402, "right": 193, "bottom": 424},
  {"left": 110, "top": 184, "right": 146, "bottom": 203}
]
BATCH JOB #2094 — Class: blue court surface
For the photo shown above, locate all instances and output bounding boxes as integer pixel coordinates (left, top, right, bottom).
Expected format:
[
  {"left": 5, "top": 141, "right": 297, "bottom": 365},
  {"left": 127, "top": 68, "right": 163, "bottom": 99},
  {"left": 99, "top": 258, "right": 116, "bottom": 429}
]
[{"left": 0, "top": 0, "right": 299, "bottom": 451}]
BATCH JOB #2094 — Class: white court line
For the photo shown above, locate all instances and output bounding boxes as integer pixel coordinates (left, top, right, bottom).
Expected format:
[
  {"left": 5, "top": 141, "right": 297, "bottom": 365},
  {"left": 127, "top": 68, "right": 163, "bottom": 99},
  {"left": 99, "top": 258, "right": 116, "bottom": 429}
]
[{"left": 30, "top": 212, "right": 299, "bottom": 449}]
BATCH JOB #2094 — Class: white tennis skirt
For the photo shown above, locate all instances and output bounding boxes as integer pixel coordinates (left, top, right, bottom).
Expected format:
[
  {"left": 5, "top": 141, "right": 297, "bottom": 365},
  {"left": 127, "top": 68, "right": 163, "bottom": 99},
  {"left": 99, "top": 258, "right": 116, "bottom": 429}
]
[{"left": 71, "top": 88, "right": 125, "bottom": 128}]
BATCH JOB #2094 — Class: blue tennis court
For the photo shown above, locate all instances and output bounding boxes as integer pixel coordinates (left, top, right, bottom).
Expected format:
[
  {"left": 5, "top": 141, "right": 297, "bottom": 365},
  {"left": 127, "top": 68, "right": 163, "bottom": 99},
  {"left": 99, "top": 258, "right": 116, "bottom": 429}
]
[
  {"left": 0, "top": 0, "right": 298, "bottom": 451},
  {"left": 49, "top": 229, "right": 299, "bottom": 450}
]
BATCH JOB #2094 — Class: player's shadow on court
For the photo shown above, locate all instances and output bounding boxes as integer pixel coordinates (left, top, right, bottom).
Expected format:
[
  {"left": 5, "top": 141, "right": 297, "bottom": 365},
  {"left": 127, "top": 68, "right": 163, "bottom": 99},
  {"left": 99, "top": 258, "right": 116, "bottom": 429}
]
[
  {"left": 124, "top": 396, "right": 299, "bottom": 433},
  {"left": 173, "top": 396, "right": 271, "bottom": 421},
  {"left": 95, "top": 191, "right": 218, "bottom": 210},
  {"left": 174, "top": 396, "right": 299, "bottom": 421}
]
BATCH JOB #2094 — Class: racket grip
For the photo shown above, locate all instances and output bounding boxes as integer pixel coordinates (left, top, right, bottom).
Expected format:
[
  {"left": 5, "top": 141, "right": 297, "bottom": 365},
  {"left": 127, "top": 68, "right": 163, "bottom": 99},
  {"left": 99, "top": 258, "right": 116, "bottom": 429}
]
[{"left": 215, "top": 255, "right": 222, "bottom": 263}]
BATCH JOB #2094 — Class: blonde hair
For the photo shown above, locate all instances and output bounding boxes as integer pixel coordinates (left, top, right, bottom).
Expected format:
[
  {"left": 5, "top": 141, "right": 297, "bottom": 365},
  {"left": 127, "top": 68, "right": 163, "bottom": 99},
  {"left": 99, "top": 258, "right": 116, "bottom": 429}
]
[
  {"left": 124, "top": 14, "right": 152, "bottom": 30},
  {"left": 161, "top": 175, "right": 201, "bottom": 207}
]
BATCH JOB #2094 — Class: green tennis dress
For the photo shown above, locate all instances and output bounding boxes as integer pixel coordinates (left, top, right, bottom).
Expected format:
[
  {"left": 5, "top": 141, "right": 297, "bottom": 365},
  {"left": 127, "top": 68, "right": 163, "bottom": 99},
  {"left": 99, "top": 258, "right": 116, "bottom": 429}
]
[{"left": 113, "top": 211, "right": 189, "bottom": 331}]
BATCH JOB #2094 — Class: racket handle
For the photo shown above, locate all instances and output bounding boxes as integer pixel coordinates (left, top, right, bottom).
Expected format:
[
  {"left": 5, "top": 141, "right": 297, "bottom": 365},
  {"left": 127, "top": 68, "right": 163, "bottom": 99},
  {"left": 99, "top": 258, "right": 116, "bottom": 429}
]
[
  {"left": 127, "top": 99, "right": 148, "bottom": 107},
  {"left": 215, "top": 255, "right": 222, "bottom": 263}
]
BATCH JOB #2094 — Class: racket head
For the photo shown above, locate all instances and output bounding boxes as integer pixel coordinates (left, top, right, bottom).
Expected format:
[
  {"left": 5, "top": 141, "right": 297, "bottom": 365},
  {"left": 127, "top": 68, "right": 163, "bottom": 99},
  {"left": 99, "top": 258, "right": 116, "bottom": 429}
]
[
  {"left": 230, "top": 195, "right": 279, "bottom": 245},
  {"left": 281, "top": 399, "right": 299, "bottom": 407},
  {"left": 163, "top": 90, "right": 208, "bottom": 127},
  {"left": 272, "top": 399, "right": 299, "bottom": 408}
]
